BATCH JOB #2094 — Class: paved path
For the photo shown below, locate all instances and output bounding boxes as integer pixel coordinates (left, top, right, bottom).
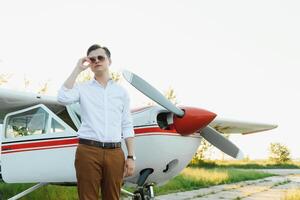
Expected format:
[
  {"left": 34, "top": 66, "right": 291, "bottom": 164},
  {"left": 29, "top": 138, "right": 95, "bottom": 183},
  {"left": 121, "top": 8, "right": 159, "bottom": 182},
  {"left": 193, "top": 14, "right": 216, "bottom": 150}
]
[{"left": 155, "top": 169, "right": 300, "bottom": 200}]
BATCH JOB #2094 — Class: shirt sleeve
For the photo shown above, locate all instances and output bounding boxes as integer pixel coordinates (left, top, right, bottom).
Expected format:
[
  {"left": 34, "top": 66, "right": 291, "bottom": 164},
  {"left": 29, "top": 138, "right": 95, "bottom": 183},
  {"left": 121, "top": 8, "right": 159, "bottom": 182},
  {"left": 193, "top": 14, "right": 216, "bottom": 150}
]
[
  {"left": 122, "top": 90, "right": 135, "bottom": 139},
  {"left": 57, "top": 84, "right": 80, "bottom": 105}
]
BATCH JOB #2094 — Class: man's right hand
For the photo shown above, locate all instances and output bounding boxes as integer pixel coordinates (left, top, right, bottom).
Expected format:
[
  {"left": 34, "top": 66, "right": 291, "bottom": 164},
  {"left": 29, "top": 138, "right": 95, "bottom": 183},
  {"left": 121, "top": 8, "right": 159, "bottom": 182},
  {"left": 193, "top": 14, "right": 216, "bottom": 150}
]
[
  {"left": 76, "top": 57, "right": 91, "bottom": 71},
  {"left": 62, "top": 57, "right": 91, "bottom": 89}
]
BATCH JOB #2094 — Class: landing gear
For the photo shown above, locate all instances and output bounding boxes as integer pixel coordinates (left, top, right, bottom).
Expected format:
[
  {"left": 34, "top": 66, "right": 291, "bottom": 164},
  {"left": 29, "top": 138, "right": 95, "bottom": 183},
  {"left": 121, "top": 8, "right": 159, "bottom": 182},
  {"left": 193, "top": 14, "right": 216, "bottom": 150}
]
[
  {"left": 121, "top": 168, "right": 155, "bottom": 200},
  {"left": 133, "top": 183, "right": 155, "bottom": 200},
  {"left": 132, "top": 168, "right": 155, "bottom": 200}
]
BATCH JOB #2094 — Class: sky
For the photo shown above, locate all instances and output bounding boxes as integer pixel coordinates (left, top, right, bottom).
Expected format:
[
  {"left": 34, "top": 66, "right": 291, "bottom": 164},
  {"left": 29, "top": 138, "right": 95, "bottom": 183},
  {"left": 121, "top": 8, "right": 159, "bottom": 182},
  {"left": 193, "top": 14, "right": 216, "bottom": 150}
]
[{"left": 0, "top": 0, "right": 299, "bottom": 159}]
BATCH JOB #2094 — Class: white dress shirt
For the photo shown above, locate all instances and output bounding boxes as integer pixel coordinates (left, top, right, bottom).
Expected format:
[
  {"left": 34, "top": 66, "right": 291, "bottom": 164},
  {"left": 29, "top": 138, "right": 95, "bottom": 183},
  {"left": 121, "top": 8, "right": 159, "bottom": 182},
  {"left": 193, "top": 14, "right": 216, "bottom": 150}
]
[{"left": 57, "top": 78, "right": 134, "bottom": 142}]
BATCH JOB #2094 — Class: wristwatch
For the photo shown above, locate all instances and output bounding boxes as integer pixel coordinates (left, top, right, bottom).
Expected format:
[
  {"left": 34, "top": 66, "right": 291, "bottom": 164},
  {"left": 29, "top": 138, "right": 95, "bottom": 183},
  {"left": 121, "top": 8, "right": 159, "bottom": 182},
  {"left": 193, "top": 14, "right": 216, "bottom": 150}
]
[{"left": 127, "top": 155, "right": 136, "bottom": 160}]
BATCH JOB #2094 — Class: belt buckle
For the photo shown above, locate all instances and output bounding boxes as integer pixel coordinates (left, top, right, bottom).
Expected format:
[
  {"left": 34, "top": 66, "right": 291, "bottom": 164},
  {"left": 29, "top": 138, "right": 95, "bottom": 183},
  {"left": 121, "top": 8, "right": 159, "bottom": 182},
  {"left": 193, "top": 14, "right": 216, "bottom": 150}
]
[{"left": 101, "top": 142, "right": 105, "bottom": 148}]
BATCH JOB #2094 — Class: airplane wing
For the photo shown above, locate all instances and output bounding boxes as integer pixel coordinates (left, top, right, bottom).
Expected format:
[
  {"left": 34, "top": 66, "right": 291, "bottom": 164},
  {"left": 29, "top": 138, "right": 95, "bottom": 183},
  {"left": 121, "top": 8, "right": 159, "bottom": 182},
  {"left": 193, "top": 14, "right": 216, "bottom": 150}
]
[
  {"left": 0, "top": 88, "right": 64, "bottom": 123},
  {"left": 209, "top": 118, "right": 278, "bottom": 134}
]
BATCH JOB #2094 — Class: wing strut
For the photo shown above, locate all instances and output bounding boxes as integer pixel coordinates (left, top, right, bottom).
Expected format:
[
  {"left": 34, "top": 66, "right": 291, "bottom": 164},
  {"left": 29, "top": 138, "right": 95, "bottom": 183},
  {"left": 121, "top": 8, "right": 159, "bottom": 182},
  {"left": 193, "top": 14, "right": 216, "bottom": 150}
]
[{"left": 7, "top": 183, "right": 48, "bottom": 200}]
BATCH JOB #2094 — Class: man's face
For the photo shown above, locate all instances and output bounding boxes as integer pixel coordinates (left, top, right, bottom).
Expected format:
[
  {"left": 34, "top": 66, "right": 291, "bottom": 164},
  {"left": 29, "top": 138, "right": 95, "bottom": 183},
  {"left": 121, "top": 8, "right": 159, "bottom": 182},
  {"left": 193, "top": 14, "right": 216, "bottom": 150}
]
[{"left": 88, "top": 48, "right": 111, "bottom": 73}]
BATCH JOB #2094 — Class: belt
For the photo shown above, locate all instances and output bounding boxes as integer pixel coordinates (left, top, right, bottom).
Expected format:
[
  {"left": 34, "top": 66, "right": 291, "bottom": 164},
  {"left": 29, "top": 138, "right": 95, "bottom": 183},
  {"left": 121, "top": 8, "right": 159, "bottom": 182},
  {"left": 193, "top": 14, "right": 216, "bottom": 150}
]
[{"left": 79, "top": 138, "right": 121, "bottom": 149}]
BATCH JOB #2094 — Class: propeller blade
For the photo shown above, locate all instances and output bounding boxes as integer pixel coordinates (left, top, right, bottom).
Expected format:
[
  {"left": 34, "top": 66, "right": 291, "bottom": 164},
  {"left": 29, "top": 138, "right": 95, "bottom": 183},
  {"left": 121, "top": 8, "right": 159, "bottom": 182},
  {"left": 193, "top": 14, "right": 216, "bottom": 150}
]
[
  {"left": 201, "top": 126, "right": 244, "bottom": 159},
  {"left": 122, "top": 70, "right": 185, "bottom": 117}
]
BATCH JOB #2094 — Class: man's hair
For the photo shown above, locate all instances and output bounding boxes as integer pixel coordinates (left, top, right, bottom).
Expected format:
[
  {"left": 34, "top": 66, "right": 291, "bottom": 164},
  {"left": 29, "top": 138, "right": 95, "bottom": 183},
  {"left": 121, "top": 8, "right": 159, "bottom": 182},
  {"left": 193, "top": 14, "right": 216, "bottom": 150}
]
[{"left": 87, "top": 44, "right": 111, "bottom": 58}]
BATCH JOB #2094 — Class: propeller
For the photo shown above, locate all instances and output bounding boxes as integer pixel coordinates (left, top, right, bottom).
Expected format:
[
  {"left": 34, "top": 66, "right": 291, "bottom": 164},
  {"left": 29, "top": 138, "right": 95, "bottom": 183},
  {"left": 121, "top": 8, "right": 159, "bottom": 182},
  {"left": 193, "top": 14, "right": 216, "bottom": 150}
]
[
  {"left": 122, "top": 70, "right": 184, "bottom": 117},
  {"left": 201, "top": 126, "right": 244, "bottom": 159},
  {"left": 122, "top": 70, "right": 244, "bottom": 159}
]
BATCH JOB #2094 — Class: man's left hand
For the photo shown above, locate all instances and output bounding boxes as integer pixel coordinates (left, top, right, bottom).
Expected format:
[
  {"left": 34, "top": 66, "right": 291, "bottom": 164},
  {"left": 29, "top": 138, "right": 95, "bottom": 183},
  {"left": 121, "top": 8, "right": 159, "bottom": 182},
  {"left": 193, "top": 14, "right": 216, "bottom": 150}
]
[{"left": 123, "top": 159, "right": 135, "bottom": 177}]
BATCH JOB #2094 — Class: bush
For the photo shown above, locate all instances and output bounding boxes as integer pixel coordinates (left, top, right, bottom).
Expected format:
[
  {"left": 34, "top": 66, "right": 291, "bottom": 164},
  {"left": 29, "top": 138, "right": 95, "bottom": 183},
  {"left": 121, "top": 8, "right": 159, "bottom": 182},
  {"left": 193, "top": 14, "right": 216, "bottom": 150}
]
[{"left": 269, "top": 143, "right": 291, "bottom": 163}]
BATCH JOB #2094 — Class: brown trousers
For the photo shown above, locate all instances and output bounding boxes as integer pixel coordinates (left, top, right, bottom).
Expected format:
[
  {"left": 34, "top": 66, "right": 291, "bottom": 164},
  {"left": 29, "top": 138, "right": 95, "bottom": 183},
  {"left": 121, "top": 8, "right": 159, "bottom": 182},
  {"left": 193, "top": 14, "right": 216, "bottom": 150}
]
[{"left": 75, "top": 144, "right": 125, "bottom": 200}]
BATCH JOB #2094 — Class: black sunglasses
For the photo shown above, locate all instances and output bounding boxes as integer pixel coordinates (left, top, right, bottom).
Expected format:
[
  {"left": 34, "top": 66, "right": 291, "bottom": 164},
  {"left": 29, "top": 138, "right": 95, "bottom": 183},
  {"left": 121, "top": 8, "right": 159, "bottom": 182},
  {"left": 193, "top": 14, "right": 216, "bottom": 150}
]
[{"left": 88, "top": 55, "right": 106, "bottom": 63}]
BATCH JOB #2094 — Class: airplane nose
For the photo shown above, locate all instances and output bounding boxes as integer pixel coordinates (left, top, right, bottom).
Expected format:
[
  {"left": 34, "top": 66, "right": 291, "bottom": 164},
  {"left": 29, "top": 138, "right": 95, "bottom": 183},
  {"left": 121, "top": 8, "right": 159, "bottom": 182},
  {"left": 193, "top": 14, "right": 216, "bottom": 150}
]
[{"left": 173, "top": 106, "right": 217, "bottom": 135}]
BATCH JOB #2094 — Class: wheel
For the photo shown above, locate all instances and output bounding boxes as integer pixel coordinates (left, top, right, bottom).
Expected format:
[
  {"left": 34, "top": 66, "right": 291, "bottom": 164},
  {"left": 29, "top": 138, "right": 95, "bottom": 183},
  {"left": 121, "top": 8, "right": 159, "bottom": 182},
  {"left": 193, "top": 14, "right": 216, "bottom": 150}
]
[
  {"left": 132, "top": 191, "right": 142, "bottom": 200},
  {"left": 132, "top": 184, "right": 155, "bottom": 200}
]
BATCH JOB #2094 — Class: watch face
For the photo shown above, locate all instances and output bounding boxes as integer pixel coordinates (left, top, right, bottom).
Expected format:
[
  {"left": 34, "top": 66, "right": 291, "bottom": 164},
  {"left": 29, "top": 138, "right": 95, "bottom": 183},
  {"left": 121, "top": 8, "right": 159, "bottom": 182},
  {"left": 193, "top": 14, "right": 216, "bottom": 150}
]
[{"left": 127, "top": 155, "right": 136, "bottom": 160}]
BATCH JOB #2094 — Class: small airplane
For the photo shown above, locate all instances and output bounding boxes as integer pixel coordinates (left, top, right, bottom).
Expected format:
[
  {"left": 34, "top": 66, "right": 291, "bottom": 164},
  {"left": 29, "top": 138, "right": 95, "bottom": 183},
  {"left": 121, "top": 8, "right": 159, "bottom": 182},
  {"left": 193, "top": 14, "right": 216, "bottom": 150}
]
[{"left": 0, "top": 70, "right": 277, "bottom": 200}]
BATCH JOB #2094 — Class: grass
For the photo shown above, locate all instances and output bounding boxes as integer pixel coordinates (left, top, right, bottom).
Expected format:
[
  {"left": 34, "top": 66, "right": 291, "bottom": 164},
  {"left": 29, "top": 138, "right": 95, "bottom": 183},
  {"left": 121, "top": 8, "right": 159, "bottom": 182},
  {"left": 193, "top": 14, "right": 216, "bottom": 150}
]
[
  {"left": 0, "top": 183, "right": 78, "bottom": 200},
  {"left": 188, "top": 159, "right": 300, "bottom": 169},
  {"left": 152, "top": 167, "right": 273, "bottom": 195},
  {"left": 284, "top": 189, "right": 300, "bottom": 200},
  {"left": 0, "top": 167, "right": 273, "bottom": 199}
]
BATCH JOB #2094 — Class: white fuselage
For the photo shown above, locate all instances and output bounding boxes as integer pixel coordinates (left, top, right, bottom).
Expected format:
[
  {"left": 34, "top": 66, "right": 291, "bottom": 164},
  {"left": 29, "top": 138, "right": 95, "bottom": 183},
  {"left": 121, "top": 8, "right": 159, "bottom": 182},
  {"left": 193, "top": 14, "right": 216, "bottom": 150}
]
[{"left": 0, "top": 105, "right": 201, "bottom": 186}]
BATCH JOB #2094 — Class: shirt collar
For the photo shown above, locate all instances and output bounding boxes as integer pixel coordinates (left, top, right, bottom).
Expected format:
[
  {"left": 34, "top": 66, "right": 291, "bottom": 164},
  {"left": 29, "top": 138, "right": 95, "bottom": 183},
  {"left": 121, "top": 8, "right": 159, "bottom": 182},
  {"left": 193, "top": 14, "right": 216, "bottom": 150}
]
[{"left": 92, "top": 77, "right": 113, "bottom": 88}]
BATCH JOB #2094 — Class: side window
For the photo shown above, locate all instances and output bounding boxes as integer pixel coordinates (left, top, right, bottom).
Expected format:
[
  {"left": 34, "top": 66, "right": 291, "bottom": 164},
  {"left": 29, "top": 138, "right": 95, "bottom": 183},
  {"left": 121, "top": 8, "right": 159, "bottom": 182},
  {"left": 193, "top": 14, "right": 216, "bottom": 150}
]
[
  {"left": 5, "top": 107, "right": 49, "bottom": 138},
  {"left": 50, "top": 118, "right": 65, "bottom": 133}
]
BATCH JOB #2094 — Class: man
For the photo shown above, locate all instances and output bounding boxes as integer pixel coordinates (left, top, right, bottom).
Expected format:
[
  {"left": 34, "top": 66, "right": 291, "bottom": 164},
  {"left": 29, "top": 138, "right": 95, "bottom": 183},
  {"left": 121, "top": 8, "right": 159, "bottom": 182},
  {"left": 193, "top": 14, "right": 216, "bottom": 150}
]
[{"left": 57, "top": 44, "right": 135, "bottom": 200}]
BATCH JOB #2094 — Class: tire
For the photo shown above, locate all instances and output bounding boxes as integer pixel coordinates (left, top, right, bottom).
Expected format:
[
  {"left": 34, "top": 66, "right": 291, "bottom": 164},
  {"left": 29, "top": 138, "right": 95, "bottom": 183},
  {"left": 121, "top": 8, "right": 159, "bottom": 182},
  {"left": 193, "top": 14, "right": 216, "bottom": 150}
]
[{"left": 132, "top": 193, "right": 142, "bottom": 200}]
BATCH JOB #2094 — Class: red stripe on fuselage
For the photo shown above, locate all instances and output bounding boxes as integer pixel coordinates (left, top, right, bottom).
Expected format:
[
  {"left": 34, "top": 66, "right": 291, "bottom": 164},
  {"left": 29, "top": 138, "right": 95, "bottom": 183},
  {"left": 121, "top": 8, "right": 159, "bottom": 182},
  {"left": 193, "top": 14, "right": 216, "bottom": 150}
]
[
  {"left": 134, "top": 127, "right": 177, "bottom": 134},
  {"left": 2, "top": 144, "right": 78, "bottom": 154},
  {"left": 1, "top": 126, "right": 179, "bottom": 154},
  {"left": 1, "top": 138, "right": 79, "bottom": 152}
]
